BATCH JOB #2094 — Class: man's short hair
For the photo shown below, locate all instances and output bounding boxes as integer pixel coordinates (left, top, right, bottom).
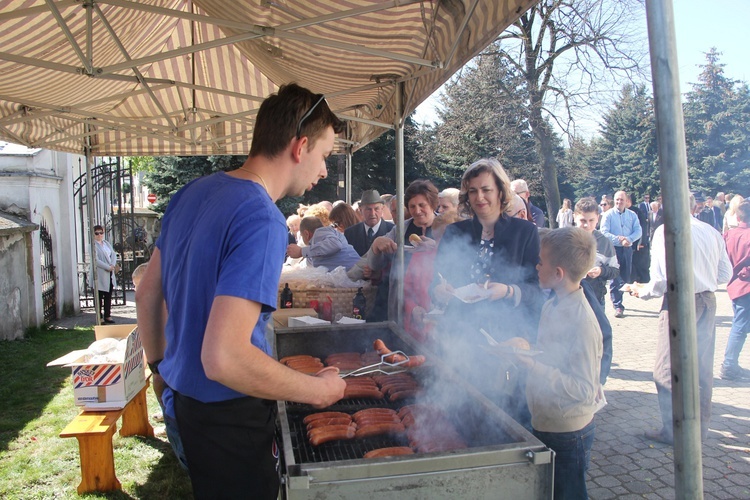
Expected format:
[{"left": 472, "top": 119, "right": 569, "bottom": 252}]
[
  {"left": 735, "top": 200, "right": 750, "bottom": 223},
  {"left": 508, "top": 194, "right": 526, "bottom": 217},
  {"left": 574, "top": 197, "right": 599, "bottom": 215},
  {"left": 299, "top": 215, "right": 323, "bottom": 235},
  {"left": 540, "top": 227, "right": 596, "bottom": 283},
  {"left": 249, "top": 83, "right": 345, "bottom": 159},
  {"left": 510, "top": 179, "right": 529, "bottom": 195}
]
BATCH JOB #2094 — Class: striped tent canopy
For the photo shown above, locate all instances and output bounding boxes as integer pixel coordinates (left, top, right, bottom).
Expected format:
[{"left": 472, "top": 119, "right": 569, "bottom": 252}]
[{"left": 0, "top": 0, "right": 536, "bottom": 156}]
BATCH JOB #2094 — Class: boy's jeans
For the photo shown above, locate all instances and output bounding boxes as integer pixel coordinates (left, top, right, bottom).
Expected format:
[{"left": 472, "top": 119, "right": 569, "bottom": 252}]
[{"left": 534, "top": 419, "right": 596, "bottom": 500}]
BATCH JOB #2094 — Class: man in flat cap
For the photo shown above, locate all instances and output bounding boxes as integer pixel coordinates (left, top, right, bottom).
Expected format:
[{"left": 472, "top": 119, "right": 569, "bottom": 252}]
[{"left": 345, "top": 189, "right": 395, "bottom": 256}]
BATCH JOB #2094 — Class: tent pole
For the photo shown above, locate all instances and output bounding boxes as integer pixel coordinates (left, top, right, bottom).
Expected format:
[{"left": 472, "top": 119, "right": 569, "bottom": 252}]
[
  {"left": 393, "top": 82, "right": 405, "bottom": 327},
  {"left": 346, "top": 147, "right": 352, "bottom": 205},
  {"left": 645, "top": 1, "right": 703, "bottom": 497},
  {"left": 84, "top": 127, "right": 102, "bottom": 326}
]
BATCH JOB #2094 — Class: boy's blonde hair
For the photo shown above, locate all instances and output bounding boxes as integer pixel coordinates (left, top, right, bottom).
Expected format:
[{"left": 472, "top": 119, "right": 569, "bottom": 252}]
[
  {"left": 540, "top": 227, "right": 596, "bottom": 283},
  {"left": 132, "top": 263, "right": 148, "bottom": 288}
]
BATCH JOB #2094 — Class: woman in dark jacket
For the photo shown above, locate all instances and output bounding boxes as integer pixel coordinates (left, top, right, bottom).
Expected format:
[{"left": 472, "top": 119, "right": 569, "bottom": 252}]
[{"left": 433, "top": 158, "right": 543, "bottom": 426}]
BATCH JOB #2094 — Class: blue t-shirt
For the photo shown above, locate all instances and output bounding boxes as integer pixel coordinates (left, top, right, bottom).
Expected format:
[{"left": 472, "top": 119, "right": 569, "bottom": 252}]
[{"left": 156, "top": 172, "right": 287, "bottom": 403}]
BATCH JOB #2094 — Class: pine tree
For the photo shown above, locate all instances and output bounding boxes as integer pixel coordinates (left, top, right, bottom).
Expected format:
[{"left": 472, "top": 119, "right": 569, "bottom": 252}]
[
  {"left": 589, "top": 84, "right": 659, "bottom": 198},
  {"left": 683, "top": 48, "right": 750, "bottom": 195}
]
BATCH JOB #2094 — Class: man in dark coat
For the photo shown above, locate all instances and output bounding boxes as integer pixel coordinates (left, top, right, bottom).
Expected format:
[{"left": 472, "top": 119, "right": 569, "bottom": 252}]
[{"left": 344, "top": 189, "right": 395, "bottom": 256}]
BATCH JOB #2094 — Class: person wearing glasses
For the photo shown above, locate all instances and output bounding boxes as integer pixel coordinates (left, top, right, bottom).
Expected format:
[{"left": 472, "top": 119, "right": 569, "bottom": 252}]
[
  {"left": 136, "top": 84, "right": 346, "bottom": 500},
  {"left": 92, "top": 225, "right": 117, "bottom": 324}
]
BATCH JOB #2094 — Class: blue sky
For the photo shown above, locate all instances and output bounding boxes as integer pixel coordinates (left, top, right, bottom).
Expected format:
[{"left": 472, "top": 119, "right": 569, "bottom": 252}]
[{"left": 415, "top": 1, "right": 749, "bottom": 129}]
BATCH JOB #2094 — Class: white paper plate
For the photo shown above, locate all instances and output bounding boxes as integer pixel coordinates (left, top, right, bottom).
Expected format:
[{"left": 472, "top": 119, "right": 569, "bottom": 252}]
[{"left": 452, "top": 283, "right": 493, "bottom": 303}]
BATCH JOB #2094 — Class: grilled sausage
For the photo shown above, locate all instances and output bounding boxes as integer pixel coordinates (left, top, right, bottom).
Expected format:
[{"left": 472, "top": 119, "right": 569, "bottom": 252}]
[
  {"left": 372, "top": 339, "right": 407, "bottom": 363},
  {"left": 303, "top": 412, "right": 351, "bottom": 425},
  {"left": 353, "top": 408, "right": 397, "bottom": 420},
  {"left": 343, "top": 387, "right": 384, "bottom": 399},
  {"left": 306, "top": 418, "right": 354, "bottom": 430},
  {"left": 389, "top": 389, "right": 421, "bottom": 401},
  {"left": 280, "top": 354, "right": 318, "bottom": 364},
  {"left": 354, "top": 416, "right": 402, "bottom": 427},
  {"left": 363, "top": 447, "right": 415, "bottom": 459},
  {"left": 355, "top": 422, "right": 406, "bottom": 439},
  {"left": 309, "top": 426, "right": 356, "bottom": 446}
]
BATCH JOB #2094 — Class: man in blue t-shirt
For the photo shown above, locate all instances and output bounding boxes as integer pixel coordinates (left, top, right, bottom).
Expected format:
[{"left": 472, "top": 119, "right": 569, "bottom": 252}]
[{"left": 136, "top": 84, "right": 346, "bottom": 500}]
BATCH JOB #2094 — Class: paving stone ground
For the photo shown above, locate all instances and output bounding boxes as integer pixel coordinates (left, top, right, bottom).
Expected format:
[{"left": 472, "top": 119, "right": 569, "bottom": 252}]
[{"left": 54, "top": 288, "right": 750, "bottom": 498}]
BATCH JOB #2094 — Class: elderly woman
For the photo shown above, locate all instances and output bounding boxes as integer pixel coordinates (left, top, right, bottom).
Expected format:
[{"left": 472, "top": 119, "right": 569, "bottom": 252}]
[
  {"left": 433, "top": 159, "right": 542, "bottom": 424},
  {"left": 348, "top": 179, "right": 440, "bottom": 322},
  {"left": 437, "top": 187, "right": 460, "bottom": 216},
  {"left": 93, "top": 224, "right": 118, "bottom": 323}
]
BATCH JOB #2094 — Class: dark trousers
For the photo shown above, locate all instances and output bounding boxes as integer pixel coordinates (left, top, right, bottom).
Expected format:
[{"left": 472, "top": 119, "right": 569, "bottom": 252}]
[
  {"left": 174, "top": 392, "right": 280, "bottom": 500},
  {"left": 98, "top": 275, "right": 113, "bottom": 318},
  {"left": 653, "top": 292, "right": 716, "bottom": 440},
  {"left": 534, "top": 419, "right": 596, "bottom": 500},
  {"left": 609, "top": 245, "right": 633, "bottom": 310}
]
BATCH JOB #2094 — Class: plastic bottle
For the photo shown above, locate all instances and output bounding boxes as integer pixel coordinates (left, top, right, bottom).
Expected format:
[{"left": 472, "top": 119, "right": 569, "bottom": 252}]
[
  {"left": 280, "top": 283, "right": 293, "bottom": 309},
  {"left": 352, "top": 287, "right": 366, "bottom": 320}
]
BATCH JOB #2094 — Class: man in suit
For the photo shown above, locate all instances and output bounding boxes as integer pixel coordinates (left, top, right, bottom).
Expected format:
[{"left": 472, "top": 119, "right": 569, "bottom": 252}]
[
  {"left": 649, "top": 201, "right": 664, "bottom": 240},
  {"left": 510, "top": 179, "right": 545, "bottom": 227},
  {"left": 345, "top": 189, "right": 395, "bottom": 256},
  {"left": 639, "top": 194, "right": 652, "bottom": 217}
]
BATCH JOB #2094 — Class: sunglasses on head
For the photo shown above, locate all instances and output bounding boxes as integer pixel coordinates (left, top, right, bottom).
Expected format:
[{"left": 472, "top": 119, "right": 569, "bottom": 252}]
[{"left": 295, "top": 94, "right": 326, "bottom": 139}]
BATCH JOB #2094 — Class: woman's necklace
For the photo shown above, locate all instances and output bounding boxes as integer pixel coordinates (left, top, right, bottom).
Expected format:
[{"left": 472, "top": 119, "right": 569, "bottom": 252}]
[
  {"left": 238, "top": 167, "right": 269, "bottom": 193},
  {"left": 481, "top": 227, "right": 494, "bottom": 240}
]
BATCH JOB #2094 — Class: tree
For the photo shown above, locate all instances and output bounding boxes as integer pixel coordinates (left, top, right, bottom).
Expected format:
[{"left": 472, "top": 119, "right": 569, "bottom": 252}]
[
  {"left": 351, "top": 114, "right": 431, "bottom": 197},
  {"left": 588, "top": 84, "right": 659, "bottom": 198},
  {"left": 486, "top": 0, "right": 647, "bottom": 224},
  {"left": 683, "top": 48, "right": 750, "bottom": 195},
  {"left": 414, "top": 52, "right": 540, "bottom": 189},
  {"left": 143, "top": 156, "right": 242, "bottom": 213}
]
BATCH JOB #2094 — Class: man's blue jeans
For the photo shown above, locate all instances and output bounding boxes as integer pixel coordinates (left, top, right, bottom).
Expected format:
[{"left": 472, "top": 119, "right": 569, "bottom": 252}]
[
  {"left": 610, "top": 245, "right": 633, "bottom": 310},
  {"left": 723, "top": 293, "right": 750, "bottom": 371},
  {"left": 534, "top": 419, "right": 596, "bottom": 500}
]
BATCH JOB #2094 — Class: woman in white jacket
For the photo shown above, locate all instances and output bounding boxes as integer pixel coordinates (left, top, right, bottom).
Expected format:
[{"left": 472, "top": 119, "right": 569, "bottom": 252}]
[
  {"left": 93, "top": 225, "right": 117, "bottom": 323},
  {"left": 556, "top": 198, "right": 574, "bottom": 228}
]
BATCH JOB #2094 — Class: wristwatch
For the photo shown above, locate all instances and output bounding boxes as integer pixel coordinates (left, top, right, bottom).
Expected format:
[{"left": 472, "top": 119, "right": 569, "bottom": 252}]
[{"left": 148, "top": 359, "right": 162, "bottom": 375}]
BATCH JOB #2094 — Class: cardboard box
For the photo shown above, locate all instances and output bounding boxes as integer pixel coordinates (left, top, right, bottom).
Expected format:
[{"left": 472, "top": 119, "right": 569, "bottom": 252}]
[
  {"left": 47, "top": 324, "right": 146, "bottom": 410},
  {"left": 271, "top": 308, "right": 318, "bottom": 328}
]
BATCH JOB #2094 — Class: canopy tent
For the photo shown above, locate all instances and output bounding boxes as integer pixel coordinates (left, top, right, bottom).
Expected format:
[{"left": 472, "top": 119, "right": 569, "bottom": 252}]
[
  {"left": 0, "top": 1, "right": 707, "bottom": 494},
  {"left": 0, "top": 0, "right": 536, "bottom": 156}
]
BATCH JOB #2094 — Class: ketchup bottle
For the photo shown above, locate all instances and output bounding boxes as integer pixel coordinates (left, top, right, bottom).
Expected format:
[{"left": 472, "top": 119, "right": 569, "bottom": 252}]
[
  {"left": 280, "top": 283, "right": 293, "bottom": 309},
  {"left": 352, "top": 287, "right": 366, "bottom": 320}
]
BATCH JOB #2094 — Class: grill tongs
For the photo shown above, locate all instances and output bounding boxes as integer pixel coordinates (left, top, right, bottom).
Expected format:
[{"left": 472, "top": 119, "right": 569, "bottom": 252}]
[{"left": 340, "top": 351, "right": 410, "bottom": 378}]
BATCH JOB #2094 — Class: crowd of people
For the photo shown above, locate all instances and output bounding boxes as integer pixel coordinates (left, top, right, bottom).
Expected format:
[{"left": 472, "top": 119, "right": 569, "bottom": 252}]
[{"left": 132, "top": 82, "right": 748, "bottom": 500}]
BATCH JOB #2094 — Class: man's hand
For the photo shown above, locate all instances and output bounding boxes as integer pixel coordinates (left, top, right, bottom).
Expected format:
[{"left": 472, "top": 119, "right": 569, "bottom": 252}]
[
  {"left": 287, "top": 244, "right": 303, "bottom": 258},
  {"left": 371, "top": 236, "right": 397, "bottom": 255},
  {"left": 152, "top": 373, "right": 166, "bottom": 406},
  {"left": 362, "top": 265, "right": 373, "bottom": 279},
  {"left": 311, "top": 367, "right": 346, "bottom": 409},
  {"left": 587, "top": 266, "right": 602, "bottom": 279},
  {"left": 433, "top": 282, "right": 455, "bottom": 305}
]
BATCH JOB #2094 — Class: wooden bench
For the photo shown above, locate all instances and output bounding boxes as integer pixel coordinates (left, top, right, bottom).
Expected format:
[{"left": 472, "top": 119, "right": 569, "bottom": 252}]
[{"left": 60, "top": 380, "right": 154, "bottom": 494}]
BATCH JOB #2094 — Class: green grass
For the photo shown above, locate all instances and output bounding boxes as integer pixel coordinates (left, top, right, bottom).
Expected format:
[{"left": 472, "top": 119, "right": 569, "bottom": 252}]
[{"left": 0, "top": 327, "right": 192, "bottom": 499}]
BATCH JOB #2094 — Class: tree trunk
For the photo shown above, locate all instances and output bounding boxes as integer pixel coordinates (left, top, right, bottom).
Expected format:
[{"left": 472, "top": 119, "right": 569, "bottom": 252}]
[{"left": 528, "top": 96, "right": 560, "bottom": 228}]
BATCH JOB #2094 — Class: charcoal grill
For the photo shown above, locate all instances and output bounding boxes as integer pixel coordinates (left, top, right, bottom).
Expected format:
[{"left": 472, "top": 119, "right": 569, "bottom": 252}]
[{"left": 275, "top": 322, "right": 553, "bottom": 499}]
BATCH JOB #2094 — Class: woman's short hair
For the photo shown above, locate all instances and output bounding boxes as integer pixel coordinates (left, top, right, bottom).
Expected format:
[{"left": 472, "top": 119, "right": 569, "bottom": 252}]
[
  {"left": 329, "top": 203, "right": 359, "bottom": 230},
  {"left": 305, "top": 204, "right": 331, "bottom": 227},
  {"left": 405, "top": 179, "right": 439, "bottom": 211},
  {"left": 438, "top": 188, "right": 460, "bottom": 207},
  {"left": 458, "top": 158, "right": 514, "bottom": 215}
]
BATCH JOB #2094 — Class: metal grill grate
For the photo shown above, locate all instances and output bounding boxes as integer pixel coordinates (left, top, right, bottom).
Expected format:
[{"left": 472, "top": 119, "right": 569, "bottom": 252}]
[{"left": 288, "top": 410, "right": 411, "bottom": 464}]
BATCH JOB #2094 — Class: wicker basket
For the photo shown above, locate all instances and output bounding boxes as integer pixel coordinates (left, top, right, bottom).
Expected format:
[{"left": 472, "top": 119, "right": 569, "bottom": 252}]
[{"left": 277, "top": 284, "right": 377, "bottom": 320}]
